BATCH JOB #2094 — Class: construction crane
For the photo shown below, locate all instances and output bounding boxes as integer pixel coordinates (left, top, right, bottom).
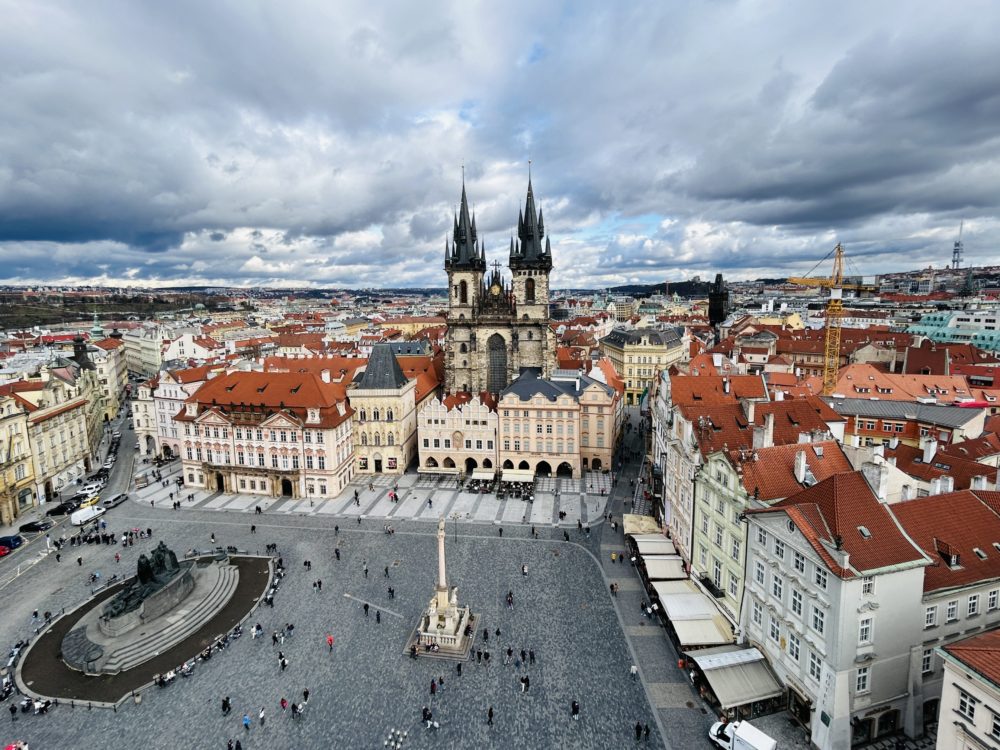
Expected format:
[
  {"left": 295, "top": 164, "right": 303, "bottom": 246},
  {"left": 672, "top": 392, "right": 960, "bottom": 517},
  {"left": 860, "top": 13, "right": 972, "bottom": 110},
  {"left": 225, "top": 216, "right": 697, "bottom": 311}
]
[{"left": 787, "top": 243, "right": 854, "bottom": 395}]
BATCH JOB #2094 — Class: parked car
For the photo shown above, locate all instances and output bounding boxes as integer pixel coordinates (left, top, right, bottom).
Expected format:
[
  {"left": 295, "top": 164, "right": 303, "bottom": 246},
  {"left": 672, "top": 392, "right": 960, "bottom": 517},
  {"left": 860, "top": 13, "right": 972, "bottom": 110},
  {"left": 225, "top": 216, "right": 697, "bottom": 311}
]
[
  {"left": 0, "top": 546, "right": 10, "bottom": 558},
  {"left": 18, "top": 520, "right": 54, "bottom": 534},
  {"left": 46, "top": 501, "right": 79, "bottom": 516},
  {"left": 101, "top": 493, "right": 129, "bottom": 509},
  {"left": 79, "top": 495, "right": 101, "bottom": 508},
  {"left": 79, "top": 482, "right": 103, "bottom": 495},
  {"left": 0, "top": 535, "right": 24, "bottom": 550},
  {"left": 112, "top": 430, "right": 121, "bottom": 439},
  {"left": 102, "top": 460, "right": 115, "bottom": 470}
]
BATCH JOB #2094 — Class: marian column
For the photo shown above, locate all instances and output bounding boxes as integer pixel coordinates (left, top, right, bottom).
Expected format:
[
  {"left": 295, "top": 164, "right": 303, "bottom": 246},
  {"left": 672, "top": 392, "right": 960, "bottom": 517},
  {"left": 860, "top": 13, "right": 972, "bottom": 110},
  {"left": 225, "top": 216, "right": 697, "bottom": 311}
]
[{"left": 436, "top": 518, "right": 448, "bottom": 592}]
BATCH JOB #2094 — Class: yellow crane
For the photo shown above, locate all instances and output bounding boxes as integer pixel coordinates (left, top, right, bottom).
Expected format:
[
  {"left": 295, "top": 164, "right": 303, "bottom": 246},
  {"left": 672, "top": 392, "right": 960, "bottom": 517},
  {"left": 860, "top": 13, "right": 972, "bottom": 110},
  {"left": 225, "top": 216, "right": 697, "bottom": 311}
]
[{"left": 786, "top": 243, "right": 861, "bottom": 395}]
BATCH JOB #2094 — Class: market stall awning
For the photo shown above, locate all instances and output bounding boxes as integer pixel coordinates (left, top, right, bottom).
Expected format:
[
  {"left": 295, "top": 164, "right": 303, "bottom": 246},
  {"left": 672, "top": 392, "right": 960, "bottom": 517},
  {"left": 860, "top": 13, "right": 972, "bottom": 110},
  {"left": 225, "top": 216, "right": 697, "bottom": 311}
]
[
  {"left": 470, "top": 469, "right": 496, "bottom": 481},
  {"left": 418, "top": 466, "right": 459, "bottom": 475},
  {"left": 651, "top": 579, "right": 699, "bottom": 598},
  {"left": 685, "top": 646, "right": 784, "bottom": 709},
  {"left": 623, "top": 514, "right": 662, "bottom": 536},
  {"left": 642, "top": 555, "right": 686, "bottom": 580},
  {"left": 672, "top": 617, "right": 734, "bottom": 648},
  {"left": 634, "top": 537, "right": 677, "bottom": 556},
  {"left": 500, "top": 469, "right": 535, "bottom": 483}
]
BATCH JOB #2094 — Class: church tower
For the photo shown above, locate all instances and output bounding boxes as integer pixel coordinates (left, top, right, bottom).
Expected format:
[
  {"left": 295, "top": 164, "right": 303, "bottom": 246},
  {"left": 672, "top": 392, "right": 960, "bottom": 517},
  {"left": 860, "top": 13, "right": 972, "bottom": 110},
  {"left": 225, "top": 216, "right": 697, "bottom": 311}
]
[
  {"left": 444, "top": 180, "right": 486, "bottom": 392},
  {"left": 509, "top": 176, "right": 554, "bottom": 378}
]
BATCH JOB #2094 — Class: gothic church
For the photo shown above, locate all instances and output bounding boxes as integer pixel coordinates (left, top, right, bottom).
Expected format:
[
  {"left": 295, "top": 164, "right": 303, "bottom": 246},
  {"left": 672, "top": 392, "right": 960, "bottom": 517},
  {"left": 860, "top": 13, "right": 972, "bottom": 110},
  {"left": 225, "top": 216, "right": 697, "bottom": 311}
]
[{"left": 444, "top": 177, "right": 556, "bottom": 394}]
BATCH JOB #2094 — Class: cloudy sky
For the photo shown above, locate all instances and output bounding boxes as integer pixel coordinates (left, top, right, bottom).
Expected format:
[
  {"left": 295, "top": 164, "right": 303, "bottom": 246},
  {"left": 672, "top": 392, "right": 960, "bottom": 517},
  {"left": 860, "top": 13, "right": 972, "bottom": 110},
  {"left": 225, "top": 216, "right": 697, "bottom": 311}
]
[{"left": 2, "top": 1, "right": 1000, "bottom": 290}]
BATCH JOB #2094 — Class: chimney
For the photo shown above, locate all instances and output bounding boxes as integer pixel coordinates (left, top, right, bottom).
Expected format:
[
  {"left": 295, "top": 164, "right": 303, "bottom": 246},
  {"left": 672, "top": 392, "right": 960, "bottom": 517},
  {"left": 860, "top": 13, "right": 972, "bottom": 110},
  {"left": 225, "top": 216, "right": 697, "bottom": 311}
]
[
  {"left": 889, "top": 436, "right": 899, "bottom": 450},
  {"left": 794, "top": 450, "right": 808, "bottom": 483},
  {"left": 723, "top": 377, "right": 730, "bottom": 394},
  {"left": 941, "top": 476, "right": 955, "bottom": 494},
  {"left": 320, "top": 369, "right": 331, "bottom": 383},
  {"left": 742, "top": 399, "right": 755, "bottom": 424},
  {"left": 798, "top": 432, "right": 810, "bottom": 444},
  {"left": 761, "top": 412, "right": 774, "bottom": 448},
  {"left": 862, "top": 461, "right": 889, "bottom": 502},
  {"left": 971, "top": 475, "right": 987, "bottom": 491},
  {"left": 901, "top": 483, "right": 915, "bottom": 501},
  {"left": 921, "top": 437, "right": 938, "bottom": 464},
  {"left": 930, "top": 477, "right": 942, "bottom": 495},
  {"left": 775, "top": 390, "right": 785, "bottom": 401}
]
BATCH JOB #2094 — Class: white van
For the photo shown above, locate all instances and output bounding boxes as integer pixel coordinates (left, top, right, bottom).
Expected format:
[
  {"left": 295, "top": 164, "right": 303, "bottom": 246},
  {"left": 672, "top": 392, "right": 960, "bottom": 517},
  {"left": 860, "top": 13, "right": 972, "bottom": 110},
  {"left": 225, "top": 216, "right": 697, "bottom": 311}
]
[{"left": 70, "top": 506, "right": 106, "bottom": 526}]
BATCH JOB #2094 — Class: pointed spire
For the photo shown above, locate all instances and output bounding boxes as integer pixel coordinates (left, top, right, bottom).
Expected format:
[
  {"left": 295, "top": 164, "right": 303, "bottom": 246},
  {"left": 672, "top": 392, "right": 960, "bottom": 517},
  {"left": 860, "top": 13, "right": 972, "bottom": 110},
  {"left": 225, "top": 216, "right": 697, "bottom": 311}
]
[
  {"left": 449, "top": 176, "right": 484, "bottom": 270},
  {"left": 537, "top": 208, "right": 544, "bottom": 237},
  {"left": 510, "top": 170, "right": 552, "bottom": 271}
]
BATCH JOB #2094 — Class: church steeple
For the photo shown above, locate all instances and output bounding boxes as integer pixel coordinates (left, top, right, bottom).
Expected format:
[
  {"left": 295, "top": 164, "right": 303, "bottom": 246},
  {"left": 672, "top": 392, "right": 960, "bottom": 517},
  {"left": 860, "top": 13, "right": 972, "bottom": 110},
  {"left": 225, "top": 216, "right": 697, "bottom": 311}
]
[
  {"left": 509, "top": 174, "right": 552, "bottom": 271},
  {"left": 445, "top": 178, "right": 485, "bottom": 271}
]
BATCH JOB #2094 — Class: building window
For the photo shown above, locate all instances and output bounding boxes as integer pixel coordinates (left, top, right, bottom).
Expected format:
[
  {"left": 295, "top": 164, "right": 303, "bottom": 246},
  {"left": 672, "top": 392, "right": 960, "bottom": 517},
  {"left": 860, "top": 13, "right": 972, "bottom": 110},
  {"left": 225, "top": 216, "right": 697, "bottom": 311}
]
[
  {"left": 292, "top": 455, "right": 299, "bottom": 469},
  {"left": 769, "top": 617, "right": 780, "bottom": 644},
  {"left": 756, "top": 528, "right": 767, "bottom": 546},
  {"left": 752, "top": 601, "right": 763, "bottom": 626},
  {"left": 791, "top": 589, "right": 803, "bottom": 616},
  {"left": 728, "top": 572, "right": 739, "bottom": 597},
  {"left": 793, "top": 551, "right": 805, "bottom": 573},
  {"left": 714, "top": 524, "right": 723, "bottom": 547},
  {"left": 699, "top": 545, "right": 708, "bottom": 567},
  {"left": 774, "top": 539, "right": 785, "bottom": 560},
  {"left": 788, "top": 633, "right": 800, "bottom": 662},
  {"left": 272, "top": 455, "right": 279, "bottom": 468},
  {"left": 730, "top": 538, "right": 741, "bottom": 561},
  {"left": 990, "top": 590, "right": 999, "bottom": 611},
  {"left": 754, "top": 561, "right": 765, "bottom": 586},
  {"left": 855, "top": 666, "right": 870, "bottom": 694},
  {"left": 814, "top": 568, "right": 828, "bottom": 589},
  {"left": 771, "top": 575, "right": 783, "bottom": 600},
  {"left": 858, "top": 616, "right": 873, "bottom": 645},
  {"left": 306, "top": 456, "right": 314, "bottom": 469},
  {"left": 811, "top": 606, "right": 825, "bottom": 635},
  {"left": 958, "top": 690, "right": 977, "bottom": 720},
  {"left": 713, "top": 559, "right": 722, "bottom": 587},
  {"left": 808, "top": 651, "right": 822, "bottom": 681},
  {"left": 946, "top": 600, "right": 958, "bottom": 622},
  {"left": 318, "top": 456, "right": 325, "bottom": 469},
  {"left": 701, "top": 513, "right": 710, "bottom": 534},
  {"left": 925, "top": 606, "right": 937, "bottom": 628},
  {"left": 423, "top": 439, "right": 429, "bottom": 448},
  {"left": 862, "top": 576, "right": 875, "bottom": 595},
  {"left": 969, "top": 594, "right": 980, "bottom": 617},
  {"left": 991, "top": 712, "right": 1000, "bottom": 741},
  {"left": 921, "top": 649, "right": 933, "bottom": 674}
]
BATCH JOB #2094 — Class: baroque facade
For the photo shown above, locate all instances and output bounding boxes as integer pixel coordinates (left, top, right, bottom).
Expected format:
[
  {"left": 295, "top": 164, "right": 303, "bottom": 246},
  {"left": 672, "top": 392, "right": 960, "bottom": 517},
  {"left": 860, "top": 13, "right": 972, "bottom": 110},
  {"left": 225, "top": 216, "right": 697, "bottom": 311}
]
[{"left": 444, "top": 178, "right": 556, "bottom": 394}]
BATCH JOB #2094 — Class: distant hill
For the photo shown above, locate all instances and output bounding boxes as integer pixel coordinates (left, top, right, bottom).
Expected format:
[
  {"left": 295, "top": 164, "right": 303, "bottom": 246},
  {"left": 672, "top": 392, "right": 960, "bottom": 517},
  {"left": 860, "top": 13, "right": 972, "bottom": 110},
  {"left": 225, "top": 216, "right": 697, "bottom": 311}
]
[{"left": 608, "top": 280, "right": 714, "bottom": 297}]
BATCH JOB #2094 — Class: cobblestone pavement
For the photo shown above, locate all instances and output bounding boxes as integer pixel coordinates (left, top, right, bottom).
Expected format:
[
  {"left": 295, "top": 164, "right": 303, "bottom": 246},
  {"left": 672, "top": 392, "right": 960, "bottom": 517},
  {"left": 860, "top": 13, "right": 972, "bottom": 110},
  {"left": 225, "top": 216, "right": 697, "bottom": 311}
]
[{"left": 1, "top": 507, "right": 667, "bottom": 748}]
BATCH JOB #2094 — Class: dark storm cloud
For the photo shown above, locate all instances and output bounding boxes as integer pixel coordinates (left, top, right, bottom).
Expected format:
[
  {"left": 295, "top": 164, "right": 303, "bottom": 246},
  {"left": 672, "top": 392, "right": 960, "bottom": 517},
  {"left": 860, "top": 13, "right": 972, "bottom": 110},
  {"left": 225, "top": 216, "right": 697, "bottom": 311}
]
[{"left": 1, "top": 1, "right": 999, "bottom": 287}]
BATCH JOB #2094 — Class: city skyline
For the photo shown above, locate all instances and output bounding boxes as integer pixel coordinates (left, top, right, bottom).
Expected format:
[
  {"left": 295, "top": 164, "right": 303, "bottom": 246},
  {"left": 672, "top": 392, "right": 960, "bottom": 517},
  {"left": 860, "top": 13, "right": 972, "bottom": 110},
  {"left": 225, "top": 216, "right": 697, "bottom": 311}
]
[{"left": 2, "top": 1, "right": 1000, "bottom": 289}]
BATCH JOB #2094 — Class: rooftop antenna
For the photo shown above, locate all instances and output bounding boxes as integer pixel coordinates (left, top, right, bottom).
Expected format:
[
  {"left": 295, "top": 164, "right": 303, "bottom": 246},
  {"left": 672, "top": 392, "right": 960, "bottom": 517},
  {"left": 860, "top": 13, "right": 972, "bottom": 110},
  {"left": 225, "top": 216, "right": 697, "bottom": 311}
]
[{"left": 952, "top": 220, "right": 964, "bottom": 270}]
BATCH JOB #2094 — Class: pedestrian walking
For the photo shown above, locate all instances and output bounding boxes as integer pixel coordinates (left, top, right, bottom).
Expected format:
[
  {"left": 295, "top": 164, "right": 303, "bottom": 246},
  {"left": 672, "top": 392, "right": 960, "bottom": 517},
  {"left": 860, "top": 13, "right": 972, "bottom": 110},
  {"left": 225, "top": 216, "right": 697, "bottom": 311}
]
[
  {"left": 384, "top": 565, "right": 389, "bottom": 578},
  {"left": 476, "top": 650, "right": 482, "bottom": 664},
  {"left": 281, "top": 657, "right": 288, "bottom": 671},
  {"left": 317, "top": 579, "right": 322, "bottom": 592},
  {"left": 363, "top": 563, "right": 369, "bottom": 578},
  {"left": 10, "top": 703, "right": 17, "bottom": 722},
  {"left": 364, "top": 603, "right": 369, "bottom": 617},
  {"left": 520, "top": 649, "right": 527, "bottom": 663},
  {"left": 571, "top": 700, "right": 580, "bottom": 720},
  {"left": 635, "top": 722, "right": 643, "bottom": 741},
  {"left": 521, "top": 564, "right": 528, "bottom": 577},
  {"left": 280, "top": 698, "right": 288, "bottom": 712},
  {"left": 211, "top": 533, "right": 215, "bottom": 544},
  {"left": 376, "top": 610, "right": 381, "bottom": 624},
  {"left": 487, "top": 706, "right": 494, "bottom": 726},
  {"left": 498, "top": 527, "right": 503, "bottom": 537},
  {"left": 303, "top": 688, "right": 310, "bottom": 703},
  {"left": 258, "top": 707, "right": 265, "bottom": 727},
  {"left": 529, "top": 649, "right": 535, "bottom": 664},
  {"left": 430, "top": 679, "right": 437, "bottom": 698},
  {"left": 334, "top": 547, "right": 340, "bottom": 561},
  {"left": 457, "top": 662, "right": 462, "bottom": 676},
  {"left": 250, "top": 525, "right": 256, "bottom": 534},
  {"left": 326, "top": 634, "right": 334, "bottom": 652},
  {"left": 644, "top": 724, "right": 650, "bottom": 741},
  {"left": 630, "top": 664, "right": 638, "bottom": 680},
  {"left": 291, "top": 702, "right": 298, "bottom": 719},
  {"left": 611, "top": 552, "right": 617, "bottom": 563},
  {"left": 242, "top": 714, "right": 251, "bottom": 731}
]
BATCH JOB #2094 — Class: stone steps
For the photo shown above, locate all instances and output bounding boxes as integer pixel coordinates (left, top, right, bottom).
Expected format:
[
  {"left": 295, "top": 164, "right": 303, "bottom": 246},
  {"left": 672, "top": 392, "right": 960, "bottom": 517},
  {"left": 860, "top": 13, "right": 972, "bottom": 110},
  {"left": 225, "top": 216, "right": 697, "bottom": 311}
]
[{"left": 101, "top": 564, "right": 238, "bottom": 673}]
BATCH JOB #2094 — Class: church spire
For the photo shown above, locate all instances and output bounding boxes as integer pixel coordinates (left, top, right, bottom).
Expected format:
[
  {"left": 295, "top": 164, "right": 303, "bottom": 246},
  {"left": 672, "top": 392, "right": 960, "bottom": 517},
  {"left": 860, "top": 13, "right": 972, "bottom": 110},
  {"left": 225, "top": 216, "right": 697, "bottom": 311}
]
[
  {"left": 447, "top": 177, "right": 485, "bottom": 271},
  {"left": 509, "top": 170, "right": 552, "bottom": 271}
]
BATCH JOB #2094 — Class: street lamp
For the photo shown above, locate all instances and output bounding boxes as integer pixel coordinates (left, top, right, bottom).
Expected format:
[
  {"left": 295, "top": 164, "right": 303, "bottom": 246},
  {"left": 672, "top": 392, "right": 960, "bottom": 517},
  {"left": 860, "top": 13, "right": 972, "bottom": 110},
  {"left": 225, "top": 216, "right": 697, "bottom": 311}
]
[{"left": 450, "top": 512, "right": 460, "bottom": 543}]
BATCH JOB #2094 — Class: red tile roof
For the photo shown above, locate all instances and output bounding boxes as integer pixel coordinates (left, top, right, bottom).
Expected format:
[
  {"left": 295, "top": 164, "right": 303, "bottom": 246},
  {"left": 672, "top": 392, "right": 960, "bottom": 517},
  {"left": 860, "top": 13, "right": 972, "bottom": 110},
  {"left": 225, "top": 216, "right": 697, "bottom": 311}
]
[
  {"left": 731, "top": 441, "right": 852, "bottom": 501},
  {"left": 942, "top": 628, "right": 1000, "bottom": 686},
  {"left": 883, "top": 443, "right": 994, "bottom": 491},
  {"left": 441, "top": 391, "right": 498, "bottom": 412},
  {"left": 753, "top": 471, "right": 927, "bottom": 578},
  {"left": 669, "top": 374, "right": 767, "bottom": 406},
  {"left": 890, "top": 490, "right": 1000, "bottom": 593},
  {"left": 940, "top": 433, "right": 1000, "bottom": 462}
]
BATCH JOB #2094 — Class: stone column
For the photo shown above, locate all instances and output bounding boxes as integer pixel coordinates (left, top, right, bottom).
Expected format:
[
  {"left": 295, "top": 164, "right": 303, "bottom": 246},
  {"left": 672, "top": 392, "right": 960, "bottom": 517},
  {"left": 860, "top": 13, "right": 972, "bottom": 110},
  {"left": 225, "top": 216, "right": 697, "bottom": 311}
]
[{"left": 437, "top": 518, "right": 447, "bottom": 591}]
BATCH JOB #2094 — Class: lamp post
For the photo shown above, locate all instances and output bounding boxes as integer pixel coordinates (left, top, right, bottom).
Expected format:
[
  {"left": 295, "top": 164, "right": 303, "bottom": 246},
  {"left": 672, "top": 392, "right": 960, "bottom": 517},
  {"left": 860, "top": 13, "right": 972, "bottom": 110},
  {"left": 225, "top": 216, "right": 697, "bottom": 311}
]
[{"left": 450, "top": 512, "right": 460, "bottom": 543}]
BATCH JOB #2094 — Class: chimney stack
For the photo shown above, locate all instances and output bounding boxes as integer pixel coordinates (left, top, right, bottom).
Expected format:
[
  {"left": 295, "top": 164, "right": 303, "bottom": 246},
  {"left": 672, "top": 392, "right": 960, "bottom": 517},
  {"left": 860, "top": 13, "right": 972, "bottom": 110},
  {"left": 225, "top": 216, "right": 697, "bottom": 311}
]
[
  {"left": 320, "top": 369, "right": 331, "bottom": 383},
  {"left": 794, "top": 450, "right": 808, "bottom": 484},
  {"left": 862, "top": 461, "right": 890, "bottom": 502},
  {"left": 921, "top": 437, "right": 938, "bottom": 464}
]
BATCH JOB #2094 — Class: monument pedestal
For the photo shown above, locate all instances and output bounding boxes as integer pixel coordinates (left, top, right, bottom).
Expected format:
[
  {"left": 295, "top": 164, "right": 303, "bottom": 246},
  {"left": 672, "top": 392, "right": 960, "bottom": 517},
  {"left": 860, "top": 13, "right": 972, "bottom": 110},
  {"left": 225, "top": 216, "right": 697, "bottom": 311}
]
[{"left": 405, "top": 520, "right": 474, "bottom": 661}]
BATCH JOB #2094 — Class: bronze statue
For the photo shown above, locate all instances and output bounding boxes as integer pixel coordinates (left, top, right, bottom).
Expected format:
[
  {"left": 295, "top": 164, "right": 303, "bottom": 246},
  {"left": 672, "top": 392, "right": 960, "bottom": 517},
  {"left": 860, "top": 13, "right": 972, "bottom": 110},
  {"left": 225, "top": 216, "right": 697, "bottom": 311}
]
[{"left": 102, "top": 542, "right": 183, "bottom": 620}]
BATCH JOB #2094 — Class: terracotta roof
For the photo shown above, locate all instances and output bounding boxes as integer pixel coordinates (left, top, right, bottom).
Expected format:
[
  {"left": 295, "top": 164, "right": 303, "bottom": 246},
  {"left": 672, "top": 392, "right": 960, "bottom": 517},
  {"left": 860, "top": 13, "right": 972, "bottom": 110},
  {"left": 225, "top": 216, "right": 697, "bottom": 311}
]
[
  {"left": 829, "top": 363, "right": 972, "bottom": 404},
  {"left": 178, "top": 371, "right": 351, "bottom": 429},
  {"left": 92, "top": 338, "right": 124, "bottom": 350},
  {"left": 169, "top": 364, "right": 222, "bottom": 385},
  {"left": 596, "top": 358, "right": 624, "bottom": 393},
  {"left": 940, "top": 433, "right": 1000, "bottom": 462},
  {"left": 441, "top": 391, "right": 498, "bottom": 412},
  {"left": 753, "top": 471, "right": 927, "bottom": 578},
  {"left": 669, "top": 374, "right": 767, "bottom": 406},
  {"left": 882, "top": 443, "right": 994, "bottom": 491},
  {"left": 890, "top": 490, "right": 1000, "bottom": 593},
  {"left": 755, "top": 396, "right": 845, "bottom": 442},
  {"left": 942, "top": 628, "right": 1000, "bottom": 687},
  {"left": 731, "top": 441, "right": 852, "bottom": 501}
]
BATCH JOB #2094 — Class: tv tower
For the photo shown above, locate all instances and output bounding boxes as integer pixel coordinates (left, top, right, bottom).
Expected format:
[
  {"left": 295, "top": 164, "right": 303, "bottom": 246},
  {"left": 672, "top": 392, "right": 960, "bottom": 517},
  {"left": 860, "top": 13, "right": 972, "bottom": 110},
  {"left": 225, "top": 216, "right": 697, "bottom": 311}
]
[{"left": 952, "top": 221, "right": 964, "bottom": 270}]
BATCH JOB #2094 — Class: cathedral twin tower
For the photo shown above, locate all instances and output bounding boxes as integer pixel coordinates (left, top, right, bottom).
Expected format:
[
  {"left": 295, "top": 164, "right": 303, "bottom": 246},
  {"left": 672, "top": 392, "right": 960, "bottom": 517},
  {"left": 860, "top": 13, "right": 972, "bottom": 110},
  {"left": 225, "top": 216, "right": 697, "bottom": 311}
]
[{"left": 444, "top": 177, "right": 555, "bottom": 394}]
